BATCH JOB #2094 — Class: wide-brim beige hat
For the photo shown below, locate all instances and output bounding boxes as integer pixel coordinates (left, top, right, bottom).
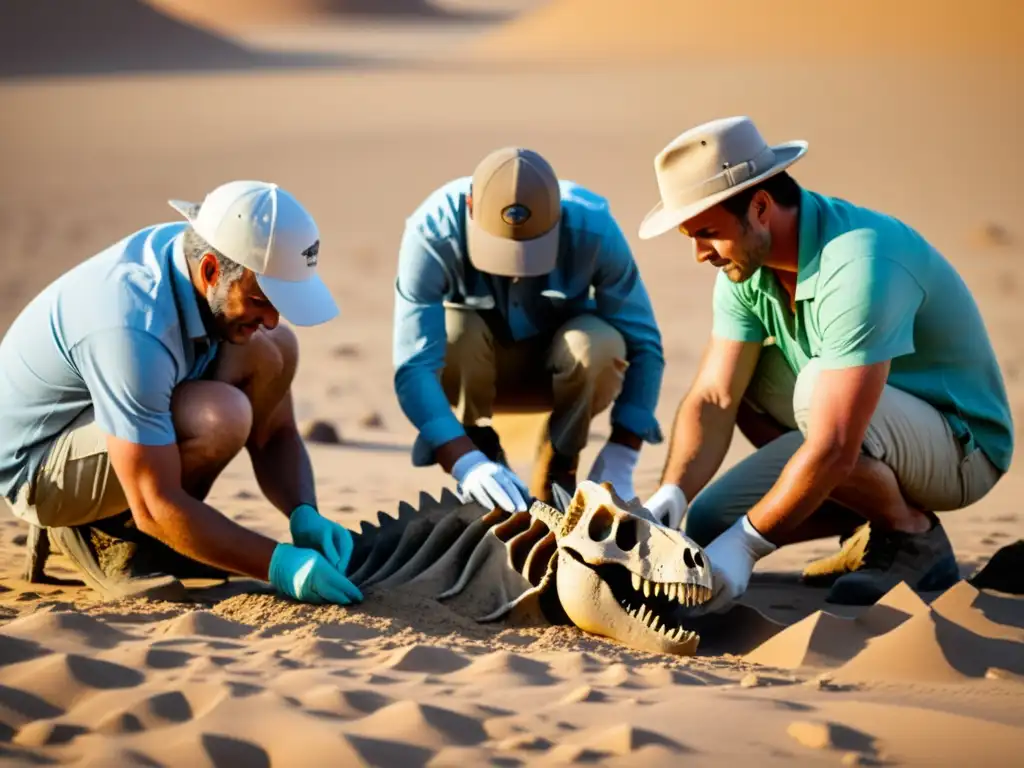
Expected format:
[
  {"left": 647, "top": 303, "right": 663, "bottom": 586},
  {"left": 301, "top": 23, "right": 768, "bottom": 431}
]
[{"left": 638, "top": 116, "right": 808, "bottom": 240}]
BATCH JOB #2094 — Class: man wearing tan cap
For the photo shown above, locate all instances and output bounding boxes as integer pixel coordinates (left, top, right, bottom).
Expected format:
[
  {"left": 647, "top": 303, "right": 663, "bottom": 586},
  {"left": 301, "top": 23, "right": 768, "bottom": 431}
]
[
  {"left": 0, "top": 180, "right": 363, "bottom": 607},
  {"left": 393, "top": 147, "right": 665, "bottom": 510},
  {"left": 637, "top": 116, "right": 1013, "bottom": 609}
]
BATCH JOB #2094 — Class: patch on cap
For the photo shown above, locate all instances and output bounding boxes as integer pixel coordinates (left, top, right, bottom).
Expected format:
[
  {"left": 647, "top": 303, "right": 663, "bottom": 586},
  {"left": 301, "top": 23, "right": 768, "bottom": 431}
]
[
  {"left": 501, "top": 204, "right": 532, "bottom": 226},
  {"left": 302, "top": 240, "right": 319, "bottom": 268}
]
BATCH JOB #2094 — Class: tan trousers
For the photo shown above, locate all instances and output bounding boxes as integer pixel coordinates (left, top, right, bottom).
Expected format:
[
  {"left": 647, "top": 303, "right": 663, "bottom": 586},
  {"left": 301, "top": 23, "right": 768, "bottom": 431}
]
[
  {"left": 684, "top": 345, "right": 1003, "bottom": 546},
  {"left": 6, "top": 408, "right": 129, "bottom": 529},
  {"left": 441, "top": 309, "right": 628, "bottom": 458}
]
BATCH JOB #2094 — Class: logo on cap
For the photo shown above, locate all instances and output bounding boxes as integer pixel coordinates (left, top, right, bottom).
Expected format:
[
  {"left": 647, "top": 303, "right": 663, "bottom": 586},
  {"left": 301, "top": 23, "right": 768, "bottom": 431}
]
[
  {"left": 501, "top": 204, "right": 532, "bottom": 226},
  {"left": 302, "top": 240, "right": 319, "bottom": 268}
]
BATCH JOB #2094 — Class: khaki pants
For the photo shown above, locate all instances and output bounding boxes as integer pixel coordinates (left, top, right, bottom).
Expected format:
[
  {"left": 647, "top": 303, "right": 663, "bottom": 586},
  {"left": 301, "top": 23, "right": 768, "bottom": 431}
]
[
  {"left": 442, "top": 309, "right": 628, "bottom": 458},
  {"left": 6, "top": 408, "right": 129, "bottom": 529},
  {"left": 684, "top": 345, "right": 1003, "bottom": 546}
]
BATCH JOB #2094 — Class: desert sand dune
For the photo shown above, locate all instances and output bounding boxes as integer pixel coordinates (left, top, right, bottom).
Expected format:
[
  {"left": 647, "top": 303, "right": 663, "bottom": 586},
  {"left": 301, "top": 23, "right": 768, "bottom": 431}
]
[
  {"left": 469, "top": 0, "right": 1024, "bottom": 62},
  {"left": 148, "top": 0, "right": 448, "bottom": 30},
  {"left": 0, "top": 0, "right": 347, "bottom": 77}
]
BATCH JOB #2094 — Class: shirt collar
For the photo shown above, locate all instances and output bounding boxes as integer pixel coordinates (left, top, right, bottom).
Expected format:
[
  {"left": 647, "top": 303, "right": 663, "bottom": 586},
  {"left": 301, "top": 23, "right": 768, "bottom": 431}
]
[
  {"left": 169, "top": 232, "right": 210, "bottom": 341},
  {"left": 793, "top": 187, "right": 823, "bottom": 302}
]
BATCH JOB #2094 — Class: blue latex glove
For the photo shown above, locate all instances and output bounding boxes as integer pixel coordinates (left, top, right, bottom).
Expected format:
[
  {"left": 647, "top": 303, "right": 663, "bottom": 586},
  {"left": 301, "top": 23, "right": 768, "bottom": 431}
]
[
  {"left": 268, "top": 543, "right": 363, "bottom": 605},
  {"left": 289, "top": 504, "right": 356, "bottom": 577}
]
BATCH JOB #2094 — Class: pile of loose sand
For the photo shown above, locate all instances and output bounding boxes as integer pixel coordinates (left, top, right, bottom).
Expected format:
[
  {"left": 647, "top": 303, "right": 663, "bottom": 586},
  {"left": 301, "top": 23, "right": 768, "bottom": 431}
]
[
  {"left": 0, "top": 560, "right": 1020, "bottom": 765},
  {"left": 467, "top": 0, "right": 1024, "bottom": 63}
]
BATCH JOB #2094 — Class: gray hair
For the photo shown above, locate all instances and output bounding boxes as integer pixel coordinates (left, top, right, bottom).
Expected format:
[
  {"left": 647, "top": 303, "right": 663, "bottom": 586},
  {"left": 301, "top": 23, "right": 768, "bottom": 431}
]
[{"left": 182, "top": 225, "right": 246, "bottom": 285}]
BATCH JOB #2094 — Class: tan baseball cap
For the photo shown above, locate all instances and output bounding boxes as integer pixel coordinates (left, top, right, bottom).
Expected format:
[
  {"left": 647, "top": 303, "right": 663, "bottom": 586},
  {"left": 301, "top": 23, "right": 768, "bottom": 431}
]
[{"left": 466, "top": 147, "right": 561, "bottom": 277}]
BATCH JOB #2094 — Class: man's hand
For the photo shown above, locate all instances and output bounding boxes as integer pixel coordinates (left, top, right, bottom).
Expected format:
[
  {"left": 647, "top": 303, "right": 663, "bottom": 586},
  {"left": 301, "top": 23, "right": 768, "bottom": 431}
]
[
  {"left": 642, "top": 484, "right": 688, "bottom": 529},
  {"left": 452, "top": 450, "right": 529, "bottom": 512},
  {"left": 587, "top": 441, "right": 640, "bottom": 501},
  {"left": 289, "top": 504, "right": 358, "bottom": 581},
  {"left": 268, "top": 543, "right": 364, "bottom": 605},
  {"left": 701, "top": 515, "right": 777, "bottom": 613}
]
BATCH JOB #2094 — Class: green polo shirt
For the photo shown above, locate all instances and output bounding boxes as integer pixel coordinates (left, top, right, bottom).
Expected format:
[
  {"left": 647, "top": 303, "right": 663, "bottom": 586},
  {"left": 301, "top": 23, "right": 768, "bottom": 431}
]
[{"left": 712, "top": 187, "right": 1014, "bottom": 473}]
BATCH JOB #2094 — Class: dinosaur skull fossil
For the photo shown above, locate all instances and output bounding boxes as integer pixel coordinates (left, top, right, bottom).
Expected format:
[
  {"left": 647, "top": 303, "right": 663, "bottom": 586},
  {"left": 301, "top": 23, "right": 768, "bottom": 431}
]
[
  {"left": 552, "top": 481, "right": 713, "bottom": 655},
  {"left": 341, "top": 480, "right": 713, "bottom": 656}
]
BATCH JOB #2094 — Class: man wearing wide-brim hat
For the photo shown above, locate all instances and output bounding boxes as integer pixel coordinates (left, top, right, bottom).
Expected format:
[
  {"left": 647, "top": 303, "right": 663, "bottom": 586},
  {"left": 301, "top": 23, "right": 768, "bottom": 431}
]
[
  {"left": 638, "top": 116, "right": 1013, "bottom": 609},
  {"left": 393, "top": 147, "right": 665, "bottom": 511}
]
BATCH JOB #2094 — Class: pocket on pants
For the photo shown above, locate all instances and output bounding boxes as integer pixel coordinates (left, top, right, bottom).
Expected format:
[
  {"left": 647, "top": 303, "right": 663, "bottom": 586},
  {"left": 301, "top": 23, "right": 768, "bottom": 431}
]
[{"left": 958, "top": 447, "right": 1001, "bottom": 509}]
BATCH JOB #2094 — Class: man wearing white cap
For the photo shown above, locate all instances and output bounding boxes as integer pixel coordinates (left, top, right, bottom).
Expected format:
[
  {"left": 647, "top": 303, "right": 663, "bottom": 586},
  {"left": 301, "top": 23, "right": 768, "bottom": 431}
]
[
  {"left": 0, "top": 180, "right": 364, "bottom": 607},
  {"left": 393, "top": 147, "right": 665, "bottom": 510},
  {"left": 638, "top": 117, "right": 1012, "bottom": 609}
]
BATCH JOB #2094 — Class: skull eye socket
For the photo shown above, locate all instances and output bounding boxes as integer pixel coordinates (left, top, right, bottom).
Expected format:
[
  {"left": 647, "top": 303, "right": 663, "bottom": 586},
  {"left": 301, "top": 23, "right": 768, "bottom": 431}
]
[
  {"left": 615, "top": 517, "right": 638, "bottom": 552},
  {"left": 587, "top": 505, "right": 615, "bottom": 541},
  {"left": 694, "top": 550, "right": 705, "bottom": 568},
  {"left": 683, "top": 549, "right": 696, "bottom": 569}
]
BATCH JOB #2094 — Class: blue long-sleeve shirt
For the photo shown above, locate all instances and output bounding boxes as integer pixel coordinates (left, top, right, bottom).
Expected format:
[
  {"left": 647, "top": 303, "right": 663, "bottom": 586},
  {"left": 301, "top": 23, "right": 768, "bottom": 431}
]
[{"left": 393, "top": 176, "right": 665, "bottom": 466}]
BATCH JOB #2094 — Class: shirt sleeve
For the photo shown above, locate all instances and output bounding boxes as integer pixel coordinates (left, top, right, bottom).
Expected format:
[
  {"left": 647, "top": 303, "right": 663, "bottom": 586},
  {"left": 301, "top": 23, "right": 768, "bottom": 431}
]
[
  {"left": 591, "top": 217, "right": 666, "bottom": 444},
  {"left": 711, "top": 270, "right": 768, "bottom": 343},
  {"left": 69, "top": 328, "right": 179, "bottom": 445},
  {"left": 815, "top": 251, "right": 925, "bottom": 369},
  {"left": 391, "top": 224, "right": 466, "bottom": 466}
]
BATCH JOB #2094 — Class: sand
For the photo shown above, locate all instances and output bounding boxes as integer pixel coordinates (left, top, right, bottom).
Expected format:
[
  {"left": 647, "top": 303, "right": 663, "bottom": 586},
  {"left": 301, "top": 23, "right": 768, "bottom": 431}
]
[
  {"left": 468, "top": 0, "right": 1024, "bottom": 62},
  {"left": 0, "top": 0, "right": 1022, "bottom": 764}
]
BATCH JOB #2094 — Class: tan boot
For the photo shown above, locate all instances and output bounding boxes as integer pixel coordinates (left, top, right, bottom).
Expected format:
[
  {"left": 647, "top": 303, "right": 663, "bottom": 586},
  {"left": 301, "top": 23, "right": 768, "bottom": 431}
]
[
  {"left": 801, "top": 522, "right": 870, "bottom": 587},
  {"left": 530, "top": 438, "right": 578, "bottom": 505}
]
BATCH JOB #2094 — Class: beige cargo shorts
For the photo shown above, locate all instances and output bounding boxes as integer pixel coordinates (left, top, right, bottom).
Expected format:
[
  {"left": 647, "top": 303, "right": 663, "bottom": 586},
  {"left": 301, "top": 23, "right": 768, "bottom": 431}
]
[{"left": 5, "top": 408, "right": 129, "bottom": 529}]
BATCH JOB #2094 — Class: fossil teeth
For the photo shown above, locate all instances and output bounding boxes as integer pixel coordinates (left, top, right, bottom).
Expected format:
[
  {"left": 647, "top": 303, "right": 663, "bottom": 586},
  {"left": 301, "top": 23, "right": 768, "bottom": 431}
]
[
  {"left": 666, "top": 583, "right": 676, "bottom": 601},
  {"left": 631, "top": 573, "right": 641, "bottom": 591},
  {"left": 643, "top": 579, "right": 651, "bottom": 598},
  {"left": 653, "top": 582, "right": 661, "bottom": 598},
  {"left": 649, "top": 614, "right": 660, "bottom": 632},
  {"left": 637, "top": 605, "right": 648, "bottom": 624}
]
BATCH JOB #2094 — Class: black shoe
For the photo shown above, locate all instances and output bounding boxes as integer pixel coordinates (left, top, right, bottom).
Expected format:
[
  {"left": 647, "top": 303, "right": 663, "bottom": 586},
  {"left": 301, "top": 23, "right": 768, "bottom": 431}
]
[{"left": 825, "top": 518, "right": 960, "bottom": 606}]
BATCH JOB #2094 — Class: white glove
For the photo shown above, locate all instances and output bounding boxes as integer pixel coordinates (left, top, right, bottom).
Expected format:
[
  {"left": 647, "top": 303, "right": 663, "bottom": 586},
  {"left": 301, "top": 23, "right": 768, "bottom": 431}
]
[
  {"left": 452, "top": 450, "right": 529, "bottom": 513},
  {"left": 586, "top": 442, "right": 640, "bottom": 501},
  {"left": 702, "top": 515, "right": 777, "bottom": 614},
  {"left": 642, "top": 484, "right": 688, "bottom": 529}
]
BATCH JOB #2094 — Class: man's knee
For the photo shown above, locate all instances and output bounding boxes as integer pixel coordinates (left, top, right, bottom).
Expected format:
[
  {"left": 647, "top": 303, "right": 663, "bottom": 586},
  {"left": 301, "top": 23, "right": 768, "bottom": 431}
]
[
  {"left": 683, "top": 491, "right": 739, "bottom": 548},
  {"left": 171, "top": 381, "right": 252, "bottom": 457},
  {"left": 444, "top": 309, "right": 493, "bottom": 363},
  {"left": 266, "top": 324, "right": 299, "bottom": 385},
  {"left": 549, "top": 315, "right": 627, "bottom": 378}
]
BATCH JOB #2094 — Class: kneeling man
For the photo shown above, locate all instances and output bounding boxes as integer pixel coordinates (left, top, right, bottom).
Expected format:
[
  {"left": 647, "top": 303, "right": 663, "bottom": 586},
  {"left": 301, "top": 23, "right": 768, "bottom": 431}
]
[
  {"left": 0, "top": 180, "right": 363, "bottom": 606},
  {"left": 393, "top": 147, "right": 666, "bottom": 510},
  {"left": 639, "top": 117, "right": 1013, "bottom": 608}
]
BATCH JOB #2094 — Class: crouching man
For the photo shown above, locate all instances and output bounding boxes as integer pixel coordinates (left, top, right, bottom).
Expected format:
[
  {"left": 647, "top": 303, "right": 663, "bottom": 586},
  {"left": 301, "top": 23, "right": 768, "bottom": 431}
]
[
  {"left": 638, "top": 117, "right": 1013, "bottom": 608},
  {"left": 393, "top": 147, "right": 666, "bottom": 510},
  {"left": 0, "top": 180, "right": 363, "bottom": 606}
]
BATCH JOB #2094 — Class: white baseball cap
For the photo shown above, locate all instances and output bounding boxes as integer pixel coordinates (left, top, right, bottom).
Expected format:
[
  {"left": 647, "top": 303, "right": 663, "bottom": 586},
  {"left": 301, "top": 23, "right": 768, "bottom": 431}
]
[{"left": 169, "top": 180, "right": 339, "bottom": 327}]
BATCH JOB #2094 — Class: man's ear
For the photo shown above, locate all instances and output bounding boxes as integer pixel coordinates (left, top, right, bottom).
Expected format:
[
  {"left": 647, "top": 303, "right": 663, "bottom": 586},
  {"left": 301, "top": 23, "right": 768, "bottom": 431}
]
[
  {"left": 200, "top": 252, "right": 220, "bottom": 289},
  {"left": 751, "top": 190, "right": 771, "bottom": 228}
]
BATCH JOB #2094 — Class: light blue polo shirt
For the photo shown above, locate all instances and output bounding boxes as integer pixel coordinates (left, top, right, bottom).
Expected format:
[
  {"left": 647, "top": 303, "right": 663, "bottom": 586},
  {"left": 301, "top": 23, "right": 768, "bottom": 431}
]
[
  {"left": 0, "top": 222, "right": 218, "bottom": 503},
  {"left": 713, "top": 187, "right": 1014, "bottom": 473}
]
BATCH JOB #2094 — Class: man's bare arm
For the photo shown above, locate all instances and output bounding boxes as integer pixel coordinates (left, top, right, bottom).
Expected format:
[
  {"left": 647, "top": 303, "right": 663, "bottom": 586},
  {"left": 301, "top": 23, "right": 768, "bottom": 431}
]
[
  {"left": 107, "top": 436, "right": 279, "bottom": 580},
  {"left": 659, "top": 336, "right": 763, "bottom": 500},
  {"left": 746, "top": 360, "right": 889, "bottom": 542}
]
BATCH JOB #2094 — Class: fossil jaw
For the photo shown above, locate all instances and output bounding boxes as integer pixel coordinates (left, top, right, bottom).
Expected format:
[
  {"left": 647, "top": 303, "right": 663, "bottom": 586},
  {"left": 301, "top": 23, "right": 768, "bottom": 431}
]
[{"left": 550, "top": 481, "right": 714, "bottom": 655}]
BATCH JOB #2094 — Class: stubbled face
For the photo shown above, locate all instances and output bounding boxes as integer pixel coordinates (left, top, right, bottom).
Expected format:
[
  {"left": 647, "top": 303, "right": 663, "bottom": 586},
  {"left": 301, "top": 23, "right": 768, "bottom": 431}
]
[
  {"left": 197, "top": 254, "right": 280, "bottom": 344},
  {"left": 679, "top": 198, "right": 771, "bottom": 283},
  {"left": 552, "top": 482, "right": 713, "bottom": 655}
]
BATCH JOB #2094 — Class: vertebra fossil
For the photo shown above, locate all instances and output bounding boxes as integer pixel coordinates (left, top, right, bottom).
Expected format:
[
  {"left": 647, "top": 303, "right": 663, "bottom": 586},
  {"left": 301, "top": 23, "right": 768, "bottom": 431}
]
[{"left": 347, "top": 480, "right": 713, "bottom": 655}]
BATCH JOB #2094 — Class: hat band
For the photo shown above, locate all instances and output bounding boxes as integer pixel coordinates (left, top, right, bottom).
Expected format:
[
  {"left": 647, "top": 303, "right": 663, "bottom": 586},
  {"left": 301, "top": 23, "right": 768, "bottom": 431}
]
[{"left": 660, "top": 144, "right": 777, "bottom": 209}]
